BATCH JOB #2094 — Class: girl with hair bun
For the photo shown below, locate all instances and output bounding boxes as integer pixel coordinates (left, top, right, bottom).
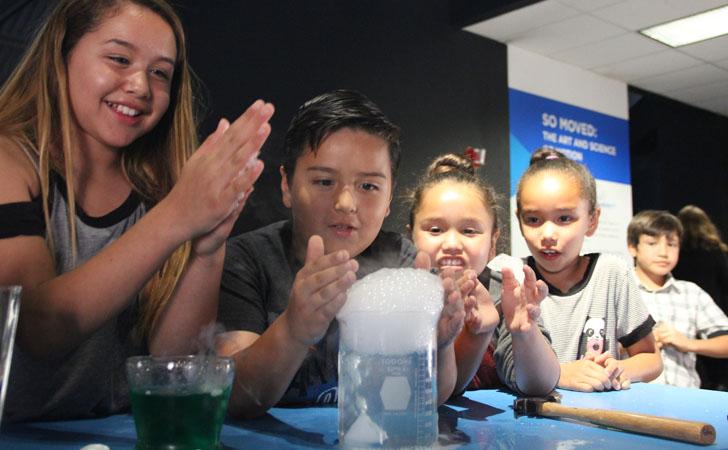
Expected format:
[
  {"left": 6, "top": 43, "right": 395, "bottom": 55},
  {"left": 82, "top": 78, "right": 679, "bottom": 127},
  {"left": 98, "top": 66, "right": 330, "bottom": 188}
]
[{"left": 408, "top": 153, "right": 559, "bottom": 396}]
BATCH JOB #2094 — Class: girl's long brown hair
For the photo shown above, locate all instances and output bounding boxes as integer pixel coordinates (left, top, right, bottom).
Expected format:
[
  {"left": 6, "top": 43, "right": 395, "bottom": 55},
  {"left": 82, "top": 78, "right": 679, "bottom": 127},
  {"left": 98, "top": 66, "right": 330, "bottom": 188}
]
[
  {"left": 0, "top": 0, "right": 200, "bottom": 341},
  {"left": 678, "top": 205, "right": 728, "bottom": 252}
]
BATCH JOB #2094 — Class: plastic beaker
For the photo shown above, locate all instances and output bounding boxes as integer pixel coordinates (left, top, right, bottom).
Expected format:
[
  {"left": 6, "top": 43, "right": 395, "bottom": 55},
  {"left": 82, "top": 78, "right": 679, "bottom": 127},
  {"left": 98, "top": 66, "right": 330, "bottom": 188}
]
[
  {"left": 337, "top": 268, "right": 443, "bottom": 448},
  {"left": 0, "top": 285, "right": 21, "bottom": 424}
]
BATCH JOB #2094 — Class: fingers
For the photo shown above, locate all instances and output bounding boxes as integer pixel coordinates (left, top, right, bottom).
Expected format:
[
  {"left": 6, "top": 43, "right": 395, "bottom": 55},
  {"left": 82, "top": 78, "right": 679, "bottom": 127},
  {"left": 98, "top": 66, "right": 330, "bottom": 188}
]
[
  {"left": 501, "top": 267, "right": 518, "bottom": 290},
  {"left": 500, "top": 268, "right": 519, "bottom": 312},
  {"left": 602, "top": 357, "right": 619, "bottom": 377},
  {"left": 317, "top": 292, "right": 348, "bottom": 319},
  {"left": 522, "top": 264, "right": 536, "bottom": 289},
  {"left": 534, "top": 280, "right": 549, "bottom": 303},
  {"left": 286, "top": 240, "right": 358, "bottom": 345},
  {"left": 305, "top": 235, "right": 326, "bottom": 266},
  {"left": 296, "top": 237, "right": 358, "bottom": 310},
  {"left": 232, "top": 121, "right": 271, "bottom": 171},
  {"left": 223, "top": 100, "right": 274, "bottom": 160},
  {"left": 414, "top": 251, "right": 431, "bottom": 271},
  {"left": 610, "top": 365, "right": 625, "bottom": 391},
  {"left": 522, "top": 266, "right": 548, "bottom": 306},
  {"left": 587, "top": 355, "right": 626, "bottom": 391},
  {"left": 463, "top": 295, "right": 477, "bottom": 312},
  {"left": 299, "top": 261, "right": 356, "bottom": 304},
  {"left": 227, "top": 161, "right": 264, "bottom": 214},
  {"left": 212, "top": 117, "right": 231, "bottom": 145},
  {"left": 227, "top": 127, "right": 269, "bottom": 189},
  {"left": 302, "top": 251, "right": 358, "bottom": 281},
  {"left": 574, "top": 382, "right": 598, "bottom": 392},
  {"left": 654, "top": 329, "right": 672, "bottom": 346},
  {"left": 592, "top": 352, "right": 611, "bottom": 366},
  {"left": 472, "top": 280, "right": 492, "bottom": 306},
  {"left": 443, "top": 288, "right": 465, "bottom": 321},
  {"left": 196, "top": 118, "right": 231, "bottom": 157},
  {"left": 212, "top": 101, "right": 274, "bottom": 192},
  {"left": 455, "top": 271, "right": 477, "bottom": 298},
  {"left": 584, "top": 369, "right": 613, "bottom": 391},
  {"left": 310, "top": 270, "right": 356, "bottom": 313},
  {"left": 437, "top": 278, "right": 465, "bottom": 348},
  {"left": 619, "top": 377, "right": 631, "bottom": 390},
  {"left": 193, "top": 102, "right": 272, "bottom": 222},
  {"left": 561, "top": 360, "right": 614, "bottom": 392}
]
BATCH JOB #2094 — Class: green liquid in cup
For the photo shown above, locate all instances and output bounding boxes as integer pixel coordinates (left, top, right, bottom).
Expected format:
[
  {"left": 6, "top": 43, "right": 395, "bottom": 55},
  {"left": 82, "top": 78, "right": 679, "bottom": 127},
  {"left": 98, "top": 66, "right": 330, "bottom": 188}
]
[{"left": 130, "top": 386, "right": 231, "bottom": 450}]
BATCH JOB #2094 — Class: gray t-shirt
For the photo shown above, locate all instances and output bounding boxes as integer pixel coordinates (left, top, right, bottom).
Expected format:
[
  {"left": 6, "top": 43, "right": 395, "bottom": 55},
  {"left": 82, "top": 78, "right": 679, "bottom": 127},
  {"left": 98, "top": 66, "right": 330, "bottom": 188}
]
[
  {"left": 533, "top": 253, "right": 655, "bottom": 363},
  {"left": 219, "top": 220, "right": 417, "bottom": 405},
  {"left": 5, "top": 173, "right": 146, "bottom": 422}
]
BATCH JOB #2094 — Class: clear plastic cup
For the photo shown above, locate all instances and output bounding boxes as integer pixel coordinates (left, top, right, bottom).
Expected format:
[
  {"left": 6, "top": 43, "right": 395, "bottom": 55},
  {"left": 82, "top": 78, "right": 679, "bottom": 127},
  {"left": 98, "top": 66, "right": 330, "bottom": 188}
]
[
  {"left": 0, "top": 286, "right": 21, "bottom": 424},
  {"left": 126, "top": 355, "right": 234, "bottom": 450}
]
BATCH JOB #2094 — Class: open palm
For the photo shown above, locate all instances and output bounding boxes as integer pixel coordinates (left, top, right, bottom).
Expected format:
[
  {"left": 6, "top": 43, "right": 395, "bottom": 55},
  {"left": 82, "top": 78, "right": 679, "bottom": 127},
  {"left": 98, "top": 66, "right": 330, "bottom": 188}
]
[{"left": 500, "top": 265, "right": 547, "bottom": 335}]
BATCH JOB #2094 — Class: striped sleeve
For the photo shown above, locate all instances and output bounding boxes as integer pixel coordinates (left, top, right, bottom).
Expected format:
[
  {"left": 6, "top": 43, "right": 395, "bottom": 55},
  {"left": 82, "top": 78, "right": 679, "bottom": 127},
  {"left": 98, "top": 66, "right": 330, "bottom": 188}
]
[{"left": 611, "top": 256, "right": 655, "bottom": 348}]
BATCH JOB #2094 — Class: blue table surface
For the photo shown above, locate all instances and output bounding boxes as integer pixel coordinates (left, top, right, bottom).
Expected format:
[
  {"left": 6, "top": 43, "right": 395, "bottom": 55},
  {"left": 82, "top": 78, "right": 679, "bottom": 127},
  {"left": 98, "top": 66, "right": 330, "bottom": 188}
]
[{"left": 2, "top": 383, "right": 726, "bottom": 449}]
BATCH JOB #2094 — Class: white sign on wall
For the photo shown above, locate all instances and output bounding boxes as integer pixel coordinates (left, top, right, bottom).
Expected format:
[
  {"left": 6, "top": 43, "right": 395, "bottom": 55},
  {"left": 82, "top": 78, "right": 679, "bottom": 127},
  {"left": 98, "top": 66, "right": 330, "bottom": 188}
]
[{"left": 508, "top": 47, "right": 632, "bottom": 259}]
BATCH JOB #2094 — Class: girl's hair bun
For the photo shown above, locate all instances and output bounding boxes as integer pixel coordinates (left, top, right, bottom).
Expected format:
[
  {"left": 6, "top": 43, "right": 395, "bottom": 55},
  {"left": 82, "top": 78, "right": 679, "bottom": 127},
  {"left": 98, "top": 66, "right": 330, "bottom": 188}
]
[
  {"left": 529, "top": 147, "right": 566, "bottom": 166},
  {"left": 426, "top": 153, "right": 475, "bottom": 177}
]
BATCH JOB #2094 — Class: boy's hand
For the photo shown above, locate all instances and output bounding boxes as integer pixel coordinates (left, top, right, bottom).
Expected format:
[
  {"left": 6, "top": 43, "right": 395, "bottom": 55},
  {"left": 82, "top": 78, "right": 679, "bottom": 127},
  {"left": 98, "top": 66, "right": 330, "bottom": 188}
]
[
  {"left": 283, "top": 235, "right": 358, "bottom": 346},
  {"left": 456, "top": 270, "right": 498, "bottom": 335},
  {"left": 654, "top": 323, "right": 692, "bottom": 353},
  {"left": 500, "top": 266, "right": 548, "bottom": 335}
]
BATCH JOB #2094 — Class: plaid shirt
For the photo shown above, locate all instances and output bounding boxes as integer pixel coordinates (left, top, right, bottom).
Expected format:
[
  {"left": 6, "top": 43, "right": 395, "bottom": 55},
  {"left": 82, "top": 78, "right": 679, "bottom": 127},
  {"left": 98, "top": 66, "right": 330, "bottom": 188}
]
[{"left": 635, "top": 273, "right": 728, "bottom": 388}]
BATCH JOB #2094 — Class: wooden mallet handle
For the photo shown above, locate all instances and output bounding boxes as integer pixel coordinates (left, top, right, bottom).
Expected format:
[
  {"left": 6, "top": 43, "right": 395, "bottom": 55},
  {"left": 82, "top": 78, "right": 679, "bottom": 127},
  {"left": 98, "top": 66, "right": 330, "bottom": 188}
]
[{"left": 540, "top": 402, "right": 716, "bottom": 445}]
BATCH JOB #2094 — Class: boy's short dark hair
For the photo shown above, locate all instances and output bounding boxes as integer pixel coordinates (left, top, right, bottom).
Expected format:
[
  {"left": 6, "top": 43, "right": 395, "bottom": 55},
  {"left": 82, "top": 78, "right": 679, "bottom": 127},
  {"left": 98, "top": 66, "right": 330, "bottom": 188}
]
[
  {"left": 281, "top": 89, "right": 401, "bottom": 180},
  {"left": 627, "top": 210, "right": 684, "bottom": 247}
]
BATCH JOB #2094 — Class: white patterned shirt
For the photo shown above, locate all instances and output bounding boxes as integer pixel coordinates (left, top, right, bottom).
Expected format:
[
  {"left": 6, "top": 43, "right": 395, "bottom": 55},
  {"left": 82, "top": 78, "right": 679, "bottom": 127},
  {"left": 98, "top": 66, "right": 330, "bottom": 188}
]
[
  {"left": 635, "top": 273, "right": 728, "bottom": 388},
  {"left": 536, "top": 254, "right": 654, "bottom": 364}
]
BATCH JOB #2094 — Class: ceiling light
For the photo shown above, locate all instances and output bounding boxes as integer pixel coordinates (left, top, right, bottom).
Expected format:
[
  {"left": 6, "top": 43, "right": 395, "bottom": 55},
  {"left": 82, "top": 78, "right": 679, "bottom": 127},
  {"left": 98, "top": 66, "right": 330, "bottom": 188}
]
[{"left": 639, "top": 5, "right": 728, "bottom": 47}]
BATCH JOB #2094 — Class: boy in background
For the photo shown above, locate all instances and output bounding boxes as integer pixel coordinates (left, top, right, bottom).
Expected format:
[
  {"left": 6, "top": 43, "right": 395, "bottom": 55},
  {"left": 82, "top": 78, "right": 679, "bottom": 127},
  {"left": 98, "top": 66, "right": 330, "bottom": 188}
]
[{"left": 627, "top": 210, "right": 728, "bottom": 388}]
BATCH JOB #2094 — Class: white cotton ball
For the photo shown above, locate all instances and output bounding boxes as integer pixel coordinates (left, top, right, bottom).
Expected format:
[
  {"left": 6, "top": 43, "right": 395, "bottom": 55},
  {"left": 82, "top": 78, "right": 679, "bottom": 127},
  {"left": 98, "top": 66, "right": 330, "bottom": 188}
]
[
  {"left": 80, "top": 445, "right": 110, "bottom": 450},
  {"left": 487, "top": 254, "right": 525, "bottom": 285}
]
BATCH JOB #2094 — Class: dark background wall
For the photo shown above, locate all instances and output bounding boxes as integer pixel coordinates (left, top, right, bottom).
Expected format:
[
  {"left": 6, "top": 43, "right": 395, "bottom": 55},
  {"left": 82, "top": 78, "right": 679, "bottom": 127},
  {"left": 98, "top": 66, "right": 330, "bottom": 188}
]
[
  {"left": 2, "top": 0, "right": 726, "bottom": 245},
  {"left": 0, "top": 2, "right": 53, "bottom": 82},
  {"left": 629, "top": 87, "right": 728, "bottom": 237},
  {"left": 172, "top": 0, "right": 510, "bottom": 245},
  {"left": 0, "top": 0, "right": 510, "bottom": 247}
]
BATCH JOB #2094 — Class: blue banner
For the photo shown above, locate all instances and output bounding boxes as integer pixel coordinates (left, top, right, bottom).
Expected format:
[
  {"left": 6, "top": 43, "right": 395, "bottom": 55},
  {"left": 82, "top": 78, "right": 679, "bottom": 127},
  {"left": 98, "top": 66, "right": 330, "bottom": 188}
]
[{"left": 509, "top": 88, "right": 630, "bottom": 196}]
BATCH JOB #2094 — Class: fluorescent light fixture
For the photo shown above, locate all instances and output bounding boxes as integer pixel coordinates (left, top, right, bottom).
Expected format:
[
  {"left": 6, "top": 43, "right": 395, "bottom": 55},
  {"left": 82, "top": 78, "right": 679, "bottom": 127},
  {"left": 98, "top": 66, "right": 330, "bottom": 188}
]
[{"left": 640, "top": 5, "right": 728, "bottom": 47}]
